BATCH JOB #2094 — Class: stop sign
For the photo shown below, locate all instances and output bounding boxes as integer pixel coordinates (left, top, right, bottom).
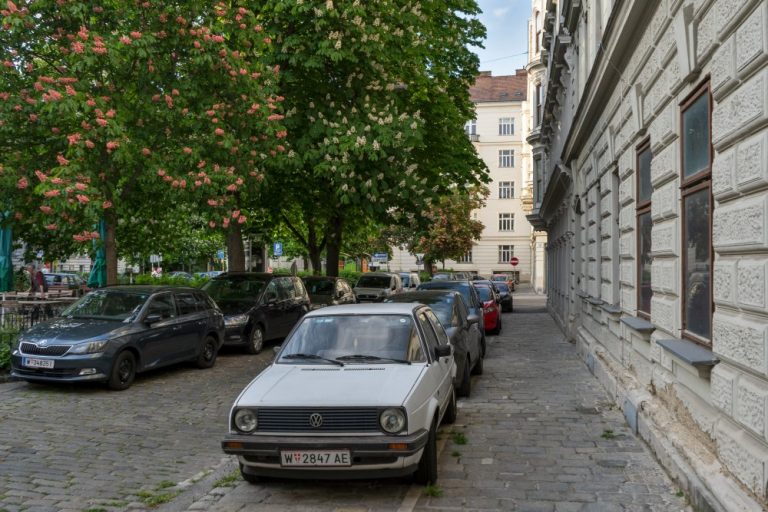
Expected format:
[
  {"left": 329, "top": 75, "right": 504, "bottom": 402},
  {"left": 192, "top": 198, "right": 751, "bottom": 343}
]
[{"left": 510, "top": 256, "right": 519, "bottom": 267}]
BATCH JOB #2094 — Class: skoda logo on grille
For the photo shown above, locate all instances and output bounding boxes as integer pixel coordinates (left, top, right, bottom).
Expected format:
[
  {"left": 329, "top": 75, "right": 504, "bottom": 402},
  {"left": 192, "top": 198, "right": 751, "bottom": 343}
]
[
  {"left": 38, "top": 339, "right": 48, "bottom": 347},
  {"left": 309, "top": 413, "right": 324, "bottom": 428}
]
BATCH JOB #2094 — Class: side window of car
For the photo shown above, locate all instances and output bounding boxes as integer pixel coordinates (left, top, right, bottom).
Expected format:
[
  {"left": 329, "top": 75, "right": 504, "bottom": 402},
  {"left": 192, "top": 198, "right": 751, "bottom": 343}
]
[
  {"left": 405, "top": 324, "right": 425, "bottom": 362},
  {"left": 292, "top": 278, "right": 307, "bottom": 299},
  {"left": 176, "top": 292, "right": 198, "bottom": 316},
  {"left": 455, "top": 296, "right": 469, "bottom": 326},
  {"left": 416, "top": 311, "right": 440, "bottom": 359},
  {"left": 193, "top": 292, "right": 211, "bottom": 311},
  {"left": 147, "top": 293, "right": 176, "bottom": 320},
  {"left": 424, "top": 310, "right": 450, "bottom": 345},
  {"left": 263, "top": 281, "right": 279, "bottom": 303},
  {"left": 277, "top": 278, "right": 295, "bottom": 301}
]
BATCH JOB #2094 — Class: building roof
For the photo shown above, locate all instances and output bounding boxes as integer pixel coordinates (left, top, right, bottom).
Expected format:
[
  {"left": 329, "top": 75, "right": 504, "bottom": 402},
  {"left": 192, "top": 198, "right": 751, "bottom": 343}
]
[{"left": 470, "top": 70, "right": 527, "bottom": 103}]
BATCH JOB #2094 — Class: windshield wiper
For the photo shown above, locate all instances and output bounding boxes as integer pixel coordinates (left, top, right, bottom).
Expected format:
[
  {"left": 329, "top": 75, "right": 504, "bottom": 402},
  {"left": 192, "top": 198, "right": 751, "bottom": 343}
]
[
  {"left": 282, "top": 353, "right": 344, "bottom": 366},
  {"left": 336, "top": 354, "right": 411, "bottom": 365}
]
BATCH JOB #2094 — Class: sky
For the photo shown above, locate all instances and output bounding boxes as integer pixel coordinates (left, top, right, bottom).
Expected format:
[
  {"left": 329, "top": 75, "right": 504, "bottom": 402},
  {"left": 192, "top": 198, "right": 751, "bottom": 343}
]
[{"left": 473, "top": 0, "right": 531, "bottom": 76}]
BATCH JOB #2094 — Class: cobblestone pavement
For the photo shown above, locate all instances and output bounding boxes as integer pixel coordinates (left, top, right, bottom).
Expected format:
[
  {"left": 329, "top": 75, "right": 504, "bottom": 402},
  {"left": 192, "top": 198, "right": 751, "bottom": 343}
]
[{"left": 0, "top": 288, "right": 689, "bottom": 512}]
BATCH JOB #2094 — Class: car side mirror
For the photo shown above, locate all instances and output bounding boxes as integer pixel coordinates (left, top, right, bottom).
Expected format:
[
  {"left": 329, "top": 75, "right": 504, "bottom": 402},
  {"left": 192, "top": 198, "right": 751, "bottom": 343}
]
[
  {"left": 434, "top": 344, "right": 452, "bottom": 359},
  {"left": 144, "top": 313, "right": 162, "bottom": 325},
  {"left": 272, "top": 345, "right": 282, "bottom": 359},
  {"left": 467, "top": 314, "right": 479, "bottom": 326}
]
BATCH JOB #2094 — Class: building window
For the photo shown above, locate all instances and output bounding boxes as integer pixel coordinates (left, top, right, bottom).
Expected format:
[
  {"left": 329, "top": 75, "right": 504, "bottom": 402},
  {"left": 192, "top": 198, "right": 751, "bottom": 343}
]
[
  {"left": 457, "top": 250, "right": 472, "bottom": 264},
  {"left": 534, "top": 157, "right": 542, "bottom": 203},
  {"left": 498, "top": 181, "right": 514, "bottom": 199},
  {"left": 498, "top": 117, "right": 514, "bottom": 136},
  {"left": 535, "top": 84, "right": 542, "bottom": 127},
  {"left": 498, "top": 213, "right": 514, "bottom": 232},
  {"left": 680, "top": 82, "right": 712, "bottom": 343},
  {"left": 499, "top": 149, "right": 514, "bottom": 168},
  {"left": 498, "top": 245, "right": 514, "bottom": 263},
  {"left": 464, "top": 119, "right": 476, "bottom": 135},
  {"left": 636, "top": 138, "right": 652, "bottom": 318}
]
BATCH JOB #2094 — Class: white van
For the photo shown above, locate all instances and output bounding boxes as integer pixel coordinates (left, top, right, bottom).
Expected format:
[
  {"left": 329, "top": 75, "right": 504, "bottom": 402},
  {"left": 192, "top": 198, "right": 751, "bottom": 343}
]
[
  {"left": 353, "top": 272, "right": 403, "bottom": 302},
  {"left": 399, "top": 272, "right": 421, "bottom": 291}
]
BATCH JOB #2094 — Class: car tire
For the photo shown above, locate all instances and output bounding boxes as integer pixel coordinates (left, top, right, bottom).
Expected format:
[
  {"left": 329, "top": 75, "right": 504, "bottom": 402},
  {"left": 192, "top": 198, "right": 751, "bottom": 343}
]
[
  {"left": 108, "top": 350, "right": 136, "bottom": 391},
  {"left": 239, "top": 463, "right": 262, "bottom": 484},
  {"left": 491, "top": 317, "right": 502, "bottom": 335},
  {"left": 245, "top": 325, "right": 264, "bottom": 355},
  {"left": 458, "top": 358, "right": 471, "bottom": 398},
  {"left": 442, "top": 388, "right": 457, "bottom": 425},
  {"left": 196, "top": 335, "right": 218, "bottom": 369},
  {"left": 471, "top": 352, "right": 484, "bottom": 375},
  {"left": 413, "top": 419, "right": 438, "bottom": 485}
]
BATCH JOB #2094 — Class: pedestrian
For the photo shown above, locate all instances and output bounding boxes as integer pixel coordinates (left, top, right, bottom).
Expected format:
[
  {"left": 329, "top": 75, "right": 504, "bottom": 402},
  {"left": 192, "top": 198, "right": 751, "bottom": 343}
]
[{"left": 26, "top": 263, "right": 47, "bottom": 299}]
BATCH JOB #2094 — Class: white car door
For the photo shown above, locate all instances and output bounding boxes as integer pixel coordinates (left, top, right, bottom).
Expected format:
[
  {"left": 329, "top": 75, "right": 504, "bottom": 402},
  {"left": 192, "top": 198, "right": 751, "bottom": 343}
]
[{"left": 416, "top": 310, "right": 454, "bottom": 419}]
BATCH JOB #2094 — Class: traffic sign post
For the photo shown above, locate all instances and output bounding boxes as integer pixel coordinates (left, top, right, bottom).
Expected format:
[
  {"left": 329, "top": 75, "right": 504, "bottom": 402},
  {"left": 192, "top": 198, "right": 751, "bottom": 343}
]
[{"left": 510, "top": 256, "right": 519, "bottom": 267}]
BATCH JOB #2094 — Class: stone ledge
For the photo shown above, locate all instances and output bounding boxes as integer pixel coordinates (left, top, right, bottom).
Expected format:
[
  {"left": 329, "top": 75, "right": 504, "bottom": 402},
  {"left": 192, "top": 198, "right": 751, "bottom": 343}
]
[
  {"left": 600, "top": 303, "right": 622, "bottom": 315},
  {"left": 620, "top": 316, "right": 655, "bottom": 333},
  {"left": 587, "top": 297, "right": 605, "bottom": 306},
  {"left": 657, "top": 338, "right": 719, "bottom": 379}
]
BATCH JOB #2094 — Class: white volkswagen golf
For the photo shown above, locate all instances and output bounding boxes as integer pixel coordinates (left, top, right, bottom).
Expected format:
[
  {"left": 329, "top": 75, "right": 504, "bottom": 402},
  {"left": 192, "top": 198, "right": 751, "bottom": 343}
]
[{"left": 222, "top": 303, "right": 457, "bottom": 485}]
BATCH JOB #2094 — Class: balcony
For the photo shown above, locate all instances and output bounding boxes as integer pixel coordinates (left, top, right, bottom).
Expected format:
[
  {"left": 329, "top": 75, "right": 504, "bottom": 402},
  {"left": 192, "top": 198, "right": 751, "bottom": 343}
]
[{"left": 468, "top": 133, "right": 480, "bottom": 142}]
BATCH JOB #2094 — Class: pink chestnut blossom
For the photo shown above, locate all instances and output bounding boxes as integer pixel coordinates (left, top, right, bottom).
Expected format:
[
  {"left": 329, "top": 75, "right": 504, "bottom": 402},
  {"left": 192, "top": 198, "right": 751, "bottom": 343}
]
[
  {"left": 75, "top": 194, "right": 89, "bottom": 203},
  {"left": 209, "top": 221, "right": 216, "bottom": 228},
  {"left": 237, "top": 216, "right": 246, "bottom": 224},
  {"left": 45, "top": 223, "right": 57, "bottom": 230},
  {"left": 102, "top": 200, "right": 112, "bottom": 209},
  {"left": 75, "top": 182, "right": 87, "bottom": 190},
  {"left": 39, "top": 206, "right": 52, "bottom": 214},
  {"left": 56, "top": 154, "right": 69, "bottom": 166},
  {"left": 183, "top": 147, "right": 192, "bottom": 154}
]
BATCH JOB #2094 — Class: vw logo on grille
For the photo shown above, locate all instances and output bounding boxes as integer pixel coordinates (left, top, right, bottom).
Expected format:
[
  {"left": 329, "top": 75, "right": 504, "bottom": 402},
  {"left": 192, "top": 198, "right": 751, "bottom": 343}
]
[{"left": 309, "top": 413, "right": 324, "bottom": 428}]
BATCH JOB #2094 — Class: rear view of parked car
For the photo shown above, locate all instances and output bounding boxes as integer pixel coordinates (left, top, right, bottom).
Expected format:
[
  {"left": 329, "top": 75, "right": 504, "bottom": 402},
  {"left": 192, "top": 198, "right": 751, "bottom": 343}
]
[
  {"left": 302, "top": 276, "right": 357, "bottom": 309},
  {"left": 353, "top": 272, "right": 403, "bottom": 302},
  {"left": 11, "top": 286, "right": 224, "bottom": 390},
  {"left": 399, "top": 272, "right": 421, "bottom": 291},
  {"left": 201, "top": 273, "right": 310, "bottom": 354},
  {"left": 417, "top": 280, "right": 486, "bottom": 356},
  {"left": 43, "top": 272, "right": 89, "bottom": 296}
]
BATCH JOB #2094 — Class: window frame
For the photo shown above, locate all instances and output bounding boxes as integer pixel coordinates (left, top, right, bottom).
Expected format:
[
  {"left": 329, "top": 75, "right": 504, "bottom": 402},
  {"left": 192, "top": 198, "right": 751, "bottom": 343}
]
[
  {"left": 498, "top": 117, "right": 514, "bottom": 136},
  {"left": 635, "top": 137, "right": 652, "bottom": 319},
  {"left": 498, "top": 181, "right": 514, "bottom": 199},
  {"left": 498, "top": 213, "right": 514, "bottom": 232},
  {"left": 457, "top": 250, "right": 473, "bottom": 264},
  {"left": 497, "top": 245, "right": 514, "bottom": 264},
  {"left": 498, "top": 149, "right": 514, "bottom": 168},
  {"left": 679, "top": 80, "right": 713, "bottom": 345}
]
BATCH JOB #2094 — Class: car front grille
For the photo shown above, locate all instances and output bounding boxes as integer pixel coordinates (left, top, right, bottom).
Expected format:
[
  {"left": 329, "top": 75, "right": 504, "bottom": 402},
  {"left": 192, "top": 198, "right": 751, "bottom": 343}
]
[
  {"left": 256, "top": 407, "right": 382, "bottom": 433},
  {"left": 20, "top": 342, "right": 70, "bottom": 356}
]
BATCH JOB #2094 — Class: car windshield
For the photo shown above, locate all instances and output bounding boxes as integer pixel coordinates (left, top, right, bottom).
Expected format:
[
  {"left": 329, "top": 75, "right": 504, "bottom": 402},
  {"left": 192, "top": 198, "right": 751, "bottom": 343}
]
[
  {"left": 61, "top": 290, "right": 149, "bottom": 321},
  {"left": 400, "top": 275, "right": 410, "bottom": 287},
  {"left": 491, "top": 275, "right": 507, "bottom": 281},
  {"left": 419, "top": 282, "right": 471, "bottom": 308},
  {"left": 304, "top": 278, "right": 335, "bottom": 295},
  {"left": 495, "top": 283, "right": 510, "bottom": 293},
  {"left": 202, "top": 277, "right": 266, "bottom": 303},
  {"left": 279, "top": 314, "right": 422, "bottom": 363},
  {"left": 476, "top": 287, "right": 493, "bottom": 302},
  {"left": 356, "top": 275, "right": 391, "bottom": 288}
]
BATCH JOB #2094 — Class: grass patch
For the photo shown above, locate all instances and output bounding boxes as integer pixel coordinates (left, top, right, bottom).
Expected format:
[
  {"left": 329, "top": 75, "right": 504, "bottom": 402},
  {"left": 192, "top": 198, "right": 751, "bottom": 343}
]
[
  {"left": 601, "top": 429, "right": 616, "bottom": 440},
  {"left": 451, "top": 450, "right": 461, "bottom": 457},
  {"left": 101, "top": 502, "right": 127, "bottom": 508},
  {"left": 85, "top": 508, "right": 108, "bottom": 512},
  {"left": 452, "top": 432, "right": 467, "bottom": 445},
  {"left": 136, "top": 490, "right": 178, "bottom": 507},
  {"left": 675, "top": 490, "right": 685, "bottom": 498},
  {"left": 156, "top": 480, "right": 176, "bottom": 490},
  {"left": 424, "top": 485, "right": 443, "bottom": 497},
  {"left": 213, "top": 470, "right": 241, "bottom": 488}
]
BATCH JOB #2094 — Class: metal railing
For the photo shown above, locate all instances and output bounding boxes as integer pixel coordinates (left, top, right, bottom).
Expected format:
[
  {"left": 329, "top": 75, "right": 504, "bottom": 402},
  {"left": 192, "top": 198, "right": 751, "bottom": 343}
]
[{"left": 0, "top": 301, "right": 70, "bottom": 331}]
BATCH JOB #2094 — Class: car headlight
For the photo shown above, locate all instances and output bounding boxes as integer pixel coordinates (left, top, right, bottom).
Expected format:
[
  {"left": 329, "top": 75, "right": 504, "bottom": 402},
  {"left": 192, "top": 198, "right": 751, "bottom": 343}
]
[
  {"left": 225, "top": 314, "right": 249, "bottom": 327},
  {"left": 234, "top": 408, "right": 258, "bottom": 433},
  {"left": 379, "top": 408, "right": 406, "bottom": 433},
  {"left": 68, "top": 340, "right": 108, "bottom": 354}
]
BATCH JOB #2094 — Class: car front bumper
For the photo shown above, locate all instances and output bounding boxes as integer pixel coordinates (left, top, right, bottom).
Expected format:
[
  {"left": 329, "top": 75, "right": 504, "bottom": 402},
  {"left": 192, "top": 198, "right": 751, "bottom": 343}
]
[
  {"left": 222, "top": 430, "right": 428, "bottom": 479},
  {"left": 10, "top": 352, "right": 112, "bottom": 383}
]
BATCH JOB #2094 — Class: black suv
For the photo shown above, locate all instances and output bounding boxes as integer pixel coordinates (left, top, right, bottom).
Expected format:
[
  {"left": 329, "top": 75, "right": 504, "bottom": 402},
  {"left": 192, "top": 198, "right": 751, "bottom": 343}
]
[{"left": 201, "top": 273, "right": 310, "bottom": 354}]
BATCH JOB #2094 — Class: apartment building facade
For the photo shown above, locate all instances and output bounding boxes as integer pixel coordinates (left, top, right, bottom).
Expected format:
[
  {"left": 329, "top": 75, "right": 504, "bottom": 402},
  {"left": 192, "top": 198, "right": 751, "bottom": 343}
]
[{"left": 529, "top": 0, "right": 768, "bottom": 508}]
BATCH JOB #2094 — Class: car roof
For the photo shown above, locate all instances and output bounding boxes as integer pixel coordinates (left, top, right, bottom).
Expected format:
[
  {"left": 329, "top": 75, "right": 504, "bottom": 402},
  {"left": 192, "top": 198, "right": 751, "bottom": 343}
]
[
  {"left": 213, "top": 272, "right": 279, "bottom": 280},
  {"left": 103, "top": 285, "right": 199, "bottom": 293},
  {"left": 387, "top": 290, "right": 459, "bottom": 302},
  {"left": 358, "top": 272, "right": 396, "bottom": 277},
  {"left": 304, "top": 303, "right": 423, "bottom": 317},
  {"left": 302, "top": 275, "right": 340, "bottom": 281},
  {"left": 419, "top": 280, "right": 471, "bottom": 288}
]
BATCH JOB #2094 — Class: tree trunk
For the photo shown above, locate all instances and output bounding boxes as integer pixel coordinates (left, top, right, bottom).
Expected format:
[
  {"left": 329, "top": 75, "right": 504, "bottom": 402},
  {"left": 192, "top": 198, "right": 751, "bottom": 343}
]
[
  {"left": 227, "top": 222, "right": 245, "bottom": 271},
  {"left": 424, "top": 256, "right": 435, "bottom": 277},
  {"left": 325, "top": 214, "right": 343, "bottom": 277},
  {"left": 307, "top": 219, "right": 323, "bottom": 275},
  {"left": 105, "top": 217, "right": 118, "bottom": 286}
]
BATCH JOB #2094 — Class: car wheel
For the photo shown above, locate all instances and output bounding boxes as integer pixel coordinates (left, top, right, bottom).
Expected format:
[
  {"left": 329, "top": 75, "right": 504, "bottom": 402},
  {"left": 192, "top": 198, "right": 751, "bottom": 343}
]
[
  {"left": 245, "top": 325, "right": 264, "bottom": 355},
  {"left": 108, "top": 350, "right": 136, "bottom": 391},
  {"left": 239, "top": 463, "right": 261, "bottom": 484},
  {"left": 458, "top": 357, "right": 471, "bottom": 398},
  {"left": 442, "top": 388, "right": 457, "bottom": 425},
  {"left": 413, "top": 419, "right": 438, "bottom": 485},
  {"left": 196, "top": 335, "right": 218, "bottom": 369},
  {"left": 471, "top": 351, "right": 484, "bottom": 375}
]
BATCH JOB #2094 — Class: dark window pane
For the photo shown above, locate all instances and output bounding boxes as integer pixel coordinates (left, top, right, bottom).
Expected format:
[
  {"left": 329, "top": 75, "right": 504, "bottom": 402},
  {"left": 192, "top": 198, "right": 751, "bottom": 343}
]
[
  {"left": 638, "top": 146, "right": 652, "bottom": 203},
  {"left": 638, "top": 212, "right": 652, "bottom": 314},
  {"left": 683, "top": 93, "right": 710, "bottom": 178},
  {"left": 684, "top": 188, "right": 711, "bottom": 339}
]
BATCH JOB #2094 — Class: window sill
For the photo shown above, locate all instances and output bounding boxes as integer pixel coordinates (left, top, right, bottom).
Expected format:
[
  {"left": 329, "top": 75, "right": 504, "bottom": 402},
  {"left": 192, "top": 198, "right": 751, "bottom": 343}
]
[
  {"left": 620, "top": 316, "right": 655, "bottom": 334},
  {"left": 656, "top": 338, "right": 719, "bottom": 379},
  {"left": 600, "top": 303, "right": 622, "bottom": 315},
  {"left": 586, "top": 297, "right": 604, "bottom": 306}
]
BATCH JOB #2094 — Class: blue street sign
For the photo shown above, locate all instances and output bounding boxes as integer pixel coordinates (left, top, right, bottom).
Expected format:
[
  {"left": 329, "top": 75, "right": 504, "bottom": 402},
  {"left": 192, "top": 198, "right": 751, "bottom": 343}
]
[
  {"left": 273, "top": 242, "right": 283, "bottom": 257},
  {"left": 217, "top": 250, "right": 225, "bottom": 260}
]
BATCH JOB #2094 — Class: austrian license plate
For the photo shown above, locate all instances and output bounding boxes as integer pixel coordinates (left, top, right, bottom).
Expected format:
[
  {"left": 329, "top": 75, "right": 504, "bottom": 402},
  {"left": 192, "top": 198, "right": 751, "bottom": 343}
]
[
  {"left": 23, "top": 357, "right": 54, "bottom": 369},
  {"left": 280, "top": 450, "right": 351, "bottom": 467}
]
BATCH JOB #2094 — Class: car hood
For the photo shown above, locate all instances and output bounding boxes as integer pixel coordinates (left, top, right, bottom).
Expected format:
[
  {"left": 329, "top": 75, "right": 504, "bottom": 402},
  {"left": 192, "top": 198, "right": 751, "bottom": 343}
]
[
  {"left": 214, "top": 299, "right": 257, "bottom": 315},
  {"left": 236, "top": 363, "right": 425, "bottom": 407},
  {"left": 20, "top": 318, "right": 129, "bottom": 344},
  {"left": 353, "top": 287, "right": 387, "bottom": 295}
]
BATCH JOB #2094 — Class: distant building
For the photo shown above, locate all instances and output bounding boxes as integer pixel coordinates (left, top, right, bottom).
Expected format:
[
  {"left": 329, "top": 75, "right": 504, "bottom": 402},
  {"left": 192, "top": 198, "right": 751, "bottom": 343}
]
[
  {"left": 530, "top": 0, "right": 768, "bottom": 508},
  {"left": 392, "top": 70, "right": 538, "bottom": 280}
]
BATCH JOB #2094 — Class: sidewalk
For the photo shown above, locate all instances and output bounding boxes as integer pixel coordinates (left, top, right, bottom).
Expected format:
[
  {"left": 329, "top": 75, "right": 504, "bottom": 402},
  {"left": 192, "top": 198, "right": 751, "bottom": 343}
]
[{"left": 173, "top": 287, "right": 689, "bottom": 511}]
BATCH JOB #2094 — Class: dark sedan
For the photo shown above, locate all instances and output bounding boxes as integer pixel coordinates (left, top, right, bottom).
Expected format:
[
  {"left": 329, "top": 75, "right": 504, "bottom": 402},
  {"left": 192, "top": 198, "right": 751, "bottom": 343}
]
[
  {"left": 417, "top": 279, "right": 486, "bottom": 357},
  {"left": 494, "top": 282, "right": 514, "bottom": 312},
  {"left": 386, "top": 290, "right": 483, "bottom": 397},
  {"left": 10, "top": 286, "right": 224, "bottom": 390},
  {"left": 301, "top": 276, "right": 357, "bottom": 309},
  {"left": 201, "top": 273, "right": 310, "bottom": 354}
]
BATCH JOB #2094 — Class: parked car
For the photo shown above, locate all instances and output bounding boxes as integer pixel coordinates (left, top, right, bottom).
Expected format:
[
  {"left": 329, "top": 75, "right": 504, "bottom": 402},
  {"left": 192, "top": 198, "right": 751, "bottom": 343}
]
[
  {"left": 491, "top": 273, "right": 515, "bottom": 292},
  {"left": 494, "top": 282, "right": 514, "bottom": 312},
  {"left": 221, "top": 303, "right": 456, "bottom": 485},
  {"left": 196, "top": 271, "right": 224, "bottom": 279},
  {"left": 301, "top": 276, "right": 357, "bottom": 309},
  {"left": 43, "top": 272, "right": 89, "bottom": 296},
  {"left": 353, "top": 272, "right": 403, "bottom": 302},
  {"left": 417, "top": 280, "right": 486, "bottom": 357},
  {"left": 168, "top": 271, "right": 194, "bottom": 280},
  {"left": 201, "top": 273, "right": 310, "bottom": 354},
  {"left": 474, "top": 284, "right": 501, "bottom": 334},
  {"left": 386, "top": 290, "right": 483, "bottom": 397},
  {"left": 399, "top": 272, "right": 421, "bottom": 291},
  {"left": 10, "top": 286, "right": 224, "bottom": 390},
  {"left": 432, "top": 271, "right": 472, "bottom": 281}
]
